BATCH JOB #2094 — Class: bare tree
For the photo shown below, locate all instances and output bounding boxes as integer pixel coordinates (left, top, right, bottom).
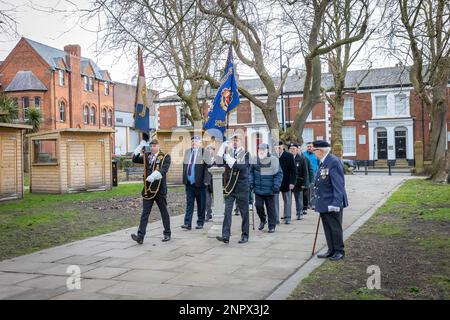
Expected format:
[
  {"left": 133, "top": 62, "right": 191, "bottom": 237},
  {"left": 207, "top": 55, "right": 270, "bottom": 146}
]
[
  {"left": 282, "top": 0, "right": 369, "bottom": 144},
  {"left": 84, "top": 0, "right": 227, "bottom": 124},
  {"left": 322, "top": 0, "right": 376, "bottom": 158},
  {"left": 387, "top": 0, "right": 450, "bottom": 183},
  {"left": 0, "top": 0, "right": 18, "bottom": 37},
  {"left": 198, "top": 0, "right": 291, "bottom": 132}
]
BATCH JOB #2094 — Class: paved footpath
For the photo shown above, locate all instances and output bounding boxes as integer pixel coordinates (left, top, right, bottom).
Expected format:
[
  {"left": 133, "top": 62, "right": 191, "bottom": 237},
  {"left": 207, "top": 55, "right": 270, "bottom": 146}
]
[{"left": 0, "top": 175, "right": 409, "bottom": 300}]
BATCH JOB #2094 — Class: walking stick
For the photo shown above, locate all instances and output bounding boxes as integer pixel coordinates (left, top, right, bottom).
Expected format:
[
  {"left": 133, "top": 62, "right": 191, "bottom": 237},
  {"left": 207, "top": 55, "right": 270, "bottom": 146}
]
[{"left": 312, "top": 216, "right": 321, "bottom": 256}]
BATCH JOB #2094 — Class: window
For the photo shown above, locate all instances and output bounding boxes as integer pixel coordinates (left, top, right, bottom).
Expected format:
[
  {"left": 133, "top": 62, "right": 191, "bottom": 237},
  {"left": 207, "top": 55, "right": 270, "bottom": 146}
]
[
  {"left": 343, "top": 97, "right": 354, "bottom": 119},
  {"left": 228, "top": 110, "right": 237, "bottom": 124},
  {"left": 254, "top": 105, "right": 265, "bottom": 123},
  {"left": 102, "top": 108, "right": 107, "bottom": 126},
  {"left": 22, "top": 97, "right": 29, "bottom": 119},
  {"left": 83, "top": 106, "right": 89, "bottom": 124},
  {"left": 34, "top": 96, "right": 41, "bottom": 109},
  {"left": 395, "top": 94, "right": 408, "bottom": 116},
  {"left": 84, "top": 76, "right": 89, "bottom": 91},
  {"left": 179, "top": 108, "right": 188, "bottom": 126},
  {"left": 276, "top": 100, "right": 282, "bottom": 123},
  {"left": 33, "top": 139, "right": 57, "bottom": 164},
  {"left": 375, "top": 95, "right": 388, "bottom": 117},
  {"left": 89, "top": 77, "right": 94, "bottom": 92},
  {"left": 90, "top": 107, "right": 96, "bottom": 125},
  {"left": 59, "top": 101, "right": 65, "bottom": 122},
  {"left": 299, "top": 102, "right": 313, "bottom": 121},
  {"left": 58, "top": 70, "right": 65, "bottom": 86},
  {"left": 104, "top": 81, "right": 109, "bottom": 95},
  {"left": 342, "top": 126, "right": 356, "bottom": 155},
  {"left": 107, "top": 110, "right": 112, "bottom": 126},
  {"left": 302, "top": 128, "right": 314, "bottom": 146}
]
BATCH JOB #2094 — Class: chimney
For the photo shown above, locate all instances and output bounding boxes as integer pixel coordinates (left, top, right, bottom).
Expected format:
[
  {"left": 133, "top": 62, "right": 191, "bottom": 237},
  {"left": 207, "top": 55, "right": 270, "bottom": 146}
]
[{"left": 64, "top": 44, "right": 81, "bottom": 57}]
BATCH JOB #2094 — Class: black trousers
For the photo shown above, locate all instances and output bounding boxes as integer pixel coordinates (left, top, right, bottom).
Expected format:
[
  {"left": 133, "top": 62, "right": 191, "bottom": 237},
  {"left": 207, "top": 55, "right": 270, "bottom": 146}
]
[
  {"left": 303, "top": 187, "right": 310, "bottom": 210},
  {"left": 255, "top": 194, "right": 276, "bottom": 229},
  {"left": 138, "top": 195, "right": 171, "bottom": 238},
  {"left": 184, "top": 184, "right": 206, "bottom": 227},
  {"left": 320, "top": 209, "right": 344, "bottom": 254},
  {"left": 223, "top": 187, "right": 250, "bottom": 239}
]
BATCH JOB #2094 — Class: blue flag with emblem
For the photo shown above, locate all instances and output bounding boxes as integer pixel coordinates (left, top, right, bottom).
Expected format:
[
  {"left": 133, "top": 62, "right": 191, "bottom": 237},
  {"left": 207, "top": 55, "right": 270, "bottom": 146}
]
[
  {"left": 133, "top": 46, "right": 150, "bottom": 134},
  {"left": 203, "top": 46, "right": 240, "bottom": 135}
]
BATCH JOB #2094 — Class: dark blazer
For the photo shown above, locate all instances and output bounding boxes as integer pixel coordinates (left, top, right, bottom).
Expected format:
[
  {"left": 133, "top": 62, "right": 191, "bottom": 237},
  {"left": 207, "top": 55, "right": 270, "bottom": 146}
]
[
  {"left": 182, "top": 147, "right": 210, "bottom": 188},
  {"left": 293, "top": 153, "right": 308, "bottom": 189},
  {"left": 311, "top": 153, "right": 349, "bottom": 213},
  {"left": 216, "top": 148, "right": 250, "bottom": 193},
  {"left": 132, "top": 151, "right": 171, "bottom": 197},
  {"left": 279, "top": 150, "right": 296, "bottom": 192}
]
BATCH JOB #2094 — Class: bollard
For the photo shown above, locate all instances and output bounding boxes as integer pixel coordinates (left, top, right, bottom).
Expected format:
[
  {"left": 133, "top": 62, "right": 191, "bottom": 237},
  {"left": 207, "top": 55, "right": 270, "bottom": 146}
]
[
  {"left": 388, "top": 161, "right": 392, "bottom": 176},
  {"left": 365, "top": 160, "right": 368, "bottom": 175}
]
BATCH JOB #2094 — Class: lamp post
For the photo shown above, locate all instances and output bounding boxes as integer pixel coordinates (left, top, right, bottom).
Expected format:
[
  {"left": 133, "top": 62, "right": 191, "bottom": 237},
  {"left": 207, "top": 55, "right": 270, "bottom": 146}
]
[{"left": 277, "top": 34, "right": 286, "bottom": 132}]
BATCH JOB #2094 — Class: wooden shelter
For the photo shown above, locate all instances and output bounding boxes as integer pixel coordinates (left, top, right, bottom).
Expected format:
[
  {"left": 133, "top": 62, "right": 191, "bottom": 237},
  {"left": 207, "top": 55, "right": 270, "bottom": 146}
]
[
  {"left": 27, "top": 128, "right": 114, "bottom": 193},
  {"left": 0, "top": 122, "right": 32, "bottom": 201}
]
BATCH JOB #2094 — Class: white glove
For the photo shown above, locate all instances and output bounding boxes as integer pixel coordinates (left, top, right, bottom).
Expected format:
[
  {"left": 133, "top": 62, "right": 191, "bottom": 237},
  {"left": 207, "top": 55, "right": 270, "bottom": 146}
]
[
  {"left": 328, "top": 205, "right": 341, "bottom": 212},
  {"left": 134, "top": 140, "right": 148, "bottom": 156},
  {"left": 217, "top": 141, "right": 229, "bottom": 157},
  {"left": 224, "top": 153, "right": 236, "bottom": 168},
  {"left": 146, "top": 170, "right": 162, "bottom": 183}
]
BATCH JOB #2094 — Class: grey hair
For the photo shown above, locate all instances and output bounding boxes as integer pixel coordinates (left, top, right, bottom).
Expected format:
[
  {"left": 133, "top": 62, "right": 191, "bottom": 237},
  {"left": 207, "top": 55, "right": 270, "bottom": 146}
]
[{"left": 319, "top": 147, "right": 331, "bottom": 153}]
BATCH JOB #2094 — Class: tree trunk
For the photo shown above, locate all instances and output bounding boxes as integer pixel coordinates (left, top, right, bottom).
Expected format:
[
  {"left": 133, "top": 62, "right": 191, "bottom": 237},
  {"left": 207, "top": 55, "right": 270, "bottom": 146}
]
[
  {"left": 330, "top": 93, "right": 344, "bottom": 158},
  {"left": 429, "top": 81, "right": 449, "bottom": 183},
  {"left": 262, "top": 106, "right": 280, "bottom": 132}
]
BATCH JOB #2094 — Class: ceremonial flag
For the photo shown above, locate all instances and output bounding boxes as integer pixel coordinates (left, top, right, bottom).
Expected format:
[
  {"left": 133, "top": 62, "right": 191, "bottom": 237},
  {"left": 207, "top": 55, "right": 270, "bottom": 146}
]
[
  {"left": 203, "top": 46, "right": 240, "bottom": 135},
  {"left": 134, "top": 46, "right": 150, "bottom": 133}
]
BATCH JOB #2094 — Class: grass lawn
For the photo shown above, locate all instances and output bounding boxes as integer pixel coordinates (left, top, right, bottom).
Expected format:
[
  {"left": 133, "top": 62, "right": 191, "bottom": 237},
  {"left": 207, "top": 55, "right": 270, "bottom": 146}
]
[
  {"left": 289, "top": 179, "right": 450, "bottom": 300},
  {"left": 0, "top": 183, "right": 185, "bottom": 261}
]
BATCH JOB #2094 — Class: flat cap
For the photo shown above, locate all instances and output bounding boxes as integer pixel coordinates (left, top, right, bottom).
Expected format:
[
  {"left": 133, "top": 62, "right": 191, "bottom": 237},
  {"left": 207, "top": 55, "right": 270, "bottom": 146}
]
[
  {"left": 312, "top": 140, "right": 330, "bottom": 148},
  {"left": 191, "top": 135, "right": 201, "bottom": 141},
  {"left": 149, "top": 139, "right": 160, "bottom": 145},
  {"left": 258, "top": 143, "right": 269, "bottom": 150}
]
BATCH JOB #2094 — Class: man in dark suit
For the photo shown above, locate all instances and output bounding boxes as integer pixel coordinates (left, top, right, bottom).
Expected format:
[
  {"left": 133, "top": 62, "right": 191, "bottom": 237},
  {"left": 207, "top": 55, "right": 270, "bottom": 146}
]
[
  {"left": 216, "top": 133, "right": 250, "bottom": 244},
  {"left": 181, "top": 135, "right": 209, "bottom": 230},
  {"left": 288, "top": 143, "right": 308, "bottom": 220},
  {"left": 274, "top": 141, "right": 296, "bottom": 224},
  {"left": 310, "top": 140, "right": 349, "bottom": 261},
  {"left": 131, "top": 138, "right": 171, "bottom": 243}
]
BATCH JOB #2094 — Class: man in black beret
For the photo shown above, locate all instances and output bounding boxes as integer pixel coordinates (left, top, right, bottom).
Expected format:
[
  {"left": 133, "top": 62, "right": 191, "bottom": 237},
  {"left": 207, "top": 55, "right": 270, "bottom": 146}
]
[
  {"left": 288, "top": 143, "right": 308, "bottom": 220},
  {"left": 310, "top": 140, "right": 348, "bottom": 261},
  {"left": 274, "top": 141, "right": 296, "bottom": 225}
]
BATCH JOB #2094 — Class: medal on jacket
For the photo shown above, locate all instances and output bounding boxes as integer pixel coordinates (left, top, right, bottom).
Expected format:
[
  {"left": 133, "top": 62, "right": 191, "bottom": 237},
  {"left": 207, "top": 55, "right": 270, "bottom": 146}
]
[{"left": 320, "top": 168, "right": 329, "bottom": 179}]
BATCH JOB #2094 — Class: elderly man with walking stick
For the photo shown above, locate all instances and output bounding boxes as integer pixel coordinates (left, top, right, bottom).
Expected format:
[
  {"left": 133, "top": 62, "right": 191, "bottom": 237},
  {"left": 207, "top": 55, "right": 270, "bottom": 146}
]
[{"left": 310, "top": 140, "right": 348, "bottom": 261}]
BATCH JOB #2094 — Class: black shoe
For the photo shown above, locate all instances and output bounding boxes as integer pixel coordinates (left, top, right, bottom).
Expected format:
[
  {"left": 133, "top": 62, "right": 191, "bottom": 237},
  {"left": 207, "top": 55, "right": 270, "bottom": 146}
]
[
  {"left": 284, "top": 220, "right": 291, "bottom": 225},
  {"left": 195, "top": 225, "right": 203, "bottom": 229},
  {"left": 302, "top": 210, "right": 307, "bottom": 215},
  {"left": 296, "top": 214, "right": 303, "bottom": 220},
  {"left": 234, "top": 211, "right": 240, "bottom": 216},
  {"left": 181, "top": 225, "right": 192, "bottom": 230},
  {"left": 161, "top": 235, "right": 171, "bottom": 242},
  {"left": 205, "top": 215, "right": 213, "bottom": 222},
  {"left": 329, "top": 252, "right": 345, "bottom": 261},
  {"left": 258, "top": 222, "right": 266, "bottom": 231},
  {"left": 317, "top": 250, "right": 334, "bottom": 259},
  {"left": 131, "top": 234, "right": 143, "bottom": 244},
  {"left": 268, "top": 228, "right": 275, "bottom": 233},
  {"left": 238, "top": 237, "right": 248, "bottom": 244},
  {"left": 216, "top": 236, "right": 229, "bottom": 243},
  {"left": 281, "top": 216, "right": 286, "bottom": 219}
]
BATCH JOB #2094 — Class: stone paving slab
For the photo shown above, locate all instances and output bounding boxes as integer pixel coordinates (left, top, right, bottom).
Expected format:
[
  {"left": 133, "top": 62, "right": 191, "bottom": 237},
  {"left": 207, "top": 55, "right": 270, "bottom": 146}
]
[{"left": 0, "top": 175, "right": 408, "bottom": 300}]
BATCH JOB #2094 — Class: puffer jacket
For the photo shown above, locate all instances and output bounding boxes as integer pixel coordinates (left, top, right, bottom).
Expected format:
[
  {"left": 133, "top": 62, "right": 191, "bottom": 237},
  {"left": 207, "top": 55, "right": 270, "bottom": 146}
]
[{"left": 249, "top": 154, "right": 283, "bottom": 196}]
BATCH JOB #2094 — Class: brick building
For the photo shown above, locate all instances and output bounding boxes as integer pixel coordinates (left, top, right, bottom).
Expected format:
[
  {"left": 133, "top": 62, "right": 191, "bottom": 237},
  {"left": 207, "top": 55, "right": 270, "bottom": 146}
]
[
  {"left": 155, "top": 66, "right": 449, "bottom": 183},
  {"left": 0, "top": 38, "right": 115, "bottom": 151}
]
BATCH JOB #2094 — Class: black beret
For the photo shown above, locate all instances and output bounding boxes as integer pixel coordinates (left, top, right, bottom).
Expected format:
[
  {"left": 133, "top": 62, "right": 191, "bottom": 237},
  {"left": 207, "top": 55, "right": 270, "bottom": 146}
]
[
  {"left": 191, "top": 135, "right": 201, "bottom": 141},
  {"left": 277, "top": 141, "right": 284, "bottom": 146},
  {"left": 312, "top": 140, "right": 330, "bottom": 148},
  {"left": 289, "top": 143, "right": 299, "bottom": 148},
  {"left": 149, "top": 139, "right": 160, "bottom": 145}
]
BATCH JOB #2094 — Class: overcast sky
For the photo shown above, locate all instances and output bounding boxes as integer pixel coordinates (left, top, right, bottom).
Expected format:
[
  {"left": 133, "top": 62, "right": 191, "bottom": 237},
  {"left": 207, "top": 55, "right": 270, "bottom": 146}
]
[{"left": 1, "top": 0, "right": 394, "bottom": 94}]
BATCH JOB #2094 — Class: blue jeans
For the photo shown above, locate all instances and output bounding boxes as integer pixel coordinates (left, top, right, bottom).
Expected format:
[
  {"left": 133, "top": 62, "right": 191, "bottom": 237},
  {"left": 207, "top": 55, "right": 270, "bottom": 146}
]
[{"left": 184, "top": 184, "right": 206, "bottom": 227}]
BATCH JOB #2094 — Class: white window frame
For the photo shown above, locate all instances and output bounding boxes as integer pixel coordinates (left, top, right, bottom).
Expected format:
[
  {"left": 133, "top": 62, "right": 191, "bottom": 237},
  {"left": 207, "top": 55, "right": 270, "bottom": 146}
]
[
  {"left": 342, "top": 126, "right": 356, "bottom": 156},
  {"left": 228, "top": 109, "right": 238, "bottom": 125},
  {"left": 302, "top": 128, "right": 314, "bottom": 147},
  {"left": 34, "top": 96, "right": 41, "bottom": 109},
  {"left": 59, "top": 101, "right": 65, "bottom": 122},
  {"left": 343, "top": 96, "right": 354, "bottom": 120},
  {"left": 89, "top": 77, "right": 94, "bottom": 92},
  {"left": 371, "top": 90, "right": 411, "bottom": 119},
  {"left": 176, "top": 106, "right": 189, "bottom": 127},
  {"left": 90, "top": 107, "right": 96, "bottom": 125},
  {"left": 83, "top": 106, "right": 89, "bottom": 124},
  {"left": 104, "top": 81, "right": 109, "bottom": 96},
  {"left": 394, "top": 93, "right": 408, "bottom": 116},
  {"left": 84, "top": 76, "right": 89, "bottom": 91},
  {"left": 102, "top": 108, "right": 107, "bottom": 126},
  {"left": 58, "top": 70, "right": 65, "bottom": 86}
]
